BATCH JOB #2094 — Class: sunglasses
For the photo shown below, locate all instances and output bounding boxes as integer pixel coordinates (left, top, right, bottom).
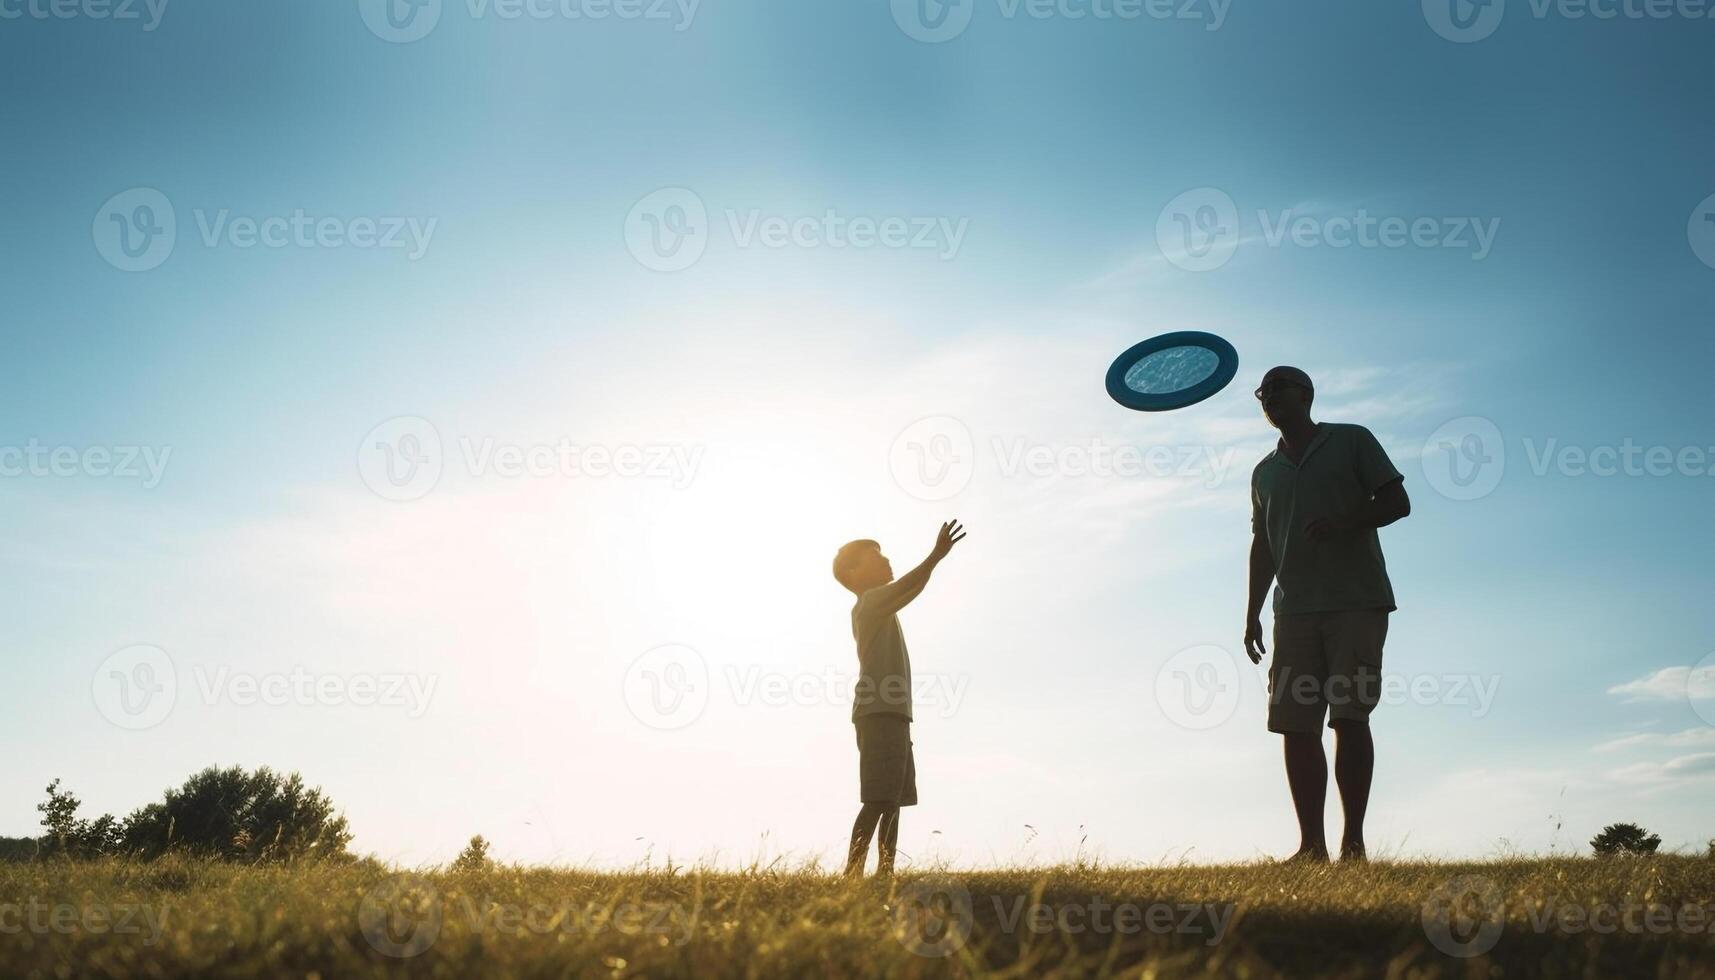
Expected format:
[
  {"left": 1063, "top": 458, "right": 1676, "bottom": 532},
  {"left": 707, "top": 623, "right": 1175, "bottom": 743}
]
[{"left": 1253, "top": 381, "right": 1310, "bottom": 401}]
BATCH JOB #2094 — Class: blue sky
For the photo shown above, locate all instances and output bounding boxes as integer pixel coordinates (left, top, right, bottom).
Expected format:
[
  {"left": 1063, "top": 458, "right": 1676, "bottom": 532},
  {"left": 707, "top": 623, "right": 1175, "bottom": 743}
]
[{"left": 2, "top": 0, "right": 1712, "bottom": 866}]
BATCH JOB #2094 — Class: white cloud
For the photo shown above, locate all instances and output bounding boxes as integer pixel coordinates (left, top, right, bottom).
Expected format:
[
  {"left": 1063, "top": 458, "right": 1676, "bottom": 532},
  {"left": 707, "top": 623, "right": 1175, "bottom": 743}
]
[
  {"left": 1664, "top": 753, "right": 1715, "bottom": 775},
  {"left": 1594, "top": 727, "right": 1715, "bottom": 753},
  {"left": 1608, "top": 664, "right": 1715, "bottom": 702},
  {"left": 1607, "top": 753, "right": 1715, "bottom": 786}
]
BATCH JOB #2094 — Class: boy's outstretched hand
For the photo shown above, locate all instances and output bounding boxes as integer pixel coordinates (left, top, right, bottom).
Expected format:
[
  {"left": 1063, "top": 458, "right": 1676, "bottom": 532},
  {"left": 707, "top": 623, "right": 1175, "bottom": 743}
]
[{"left": 932, "top": 519, "right": 967, "bottom": 560}]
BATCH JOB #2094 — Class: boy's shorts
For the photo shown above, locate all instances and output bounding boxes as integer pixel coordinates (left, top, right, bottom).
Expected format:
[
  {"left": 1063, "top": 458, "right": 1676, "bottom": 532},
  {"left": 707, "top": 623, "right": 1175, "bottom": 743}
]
[
  {"left": 855, "top": 713, "right": 917, "bottom": 807},
  {"left": 1267, "top": 609, "right": 1389, "bottom": 734}
]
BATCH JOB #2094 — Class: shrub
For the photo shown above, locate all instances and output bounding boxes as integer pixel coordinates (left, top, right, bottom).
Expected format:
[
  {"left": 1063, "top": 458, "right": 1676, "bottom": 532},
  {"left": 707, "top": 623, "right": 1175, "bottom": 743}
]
[
  {"left": 35, "top": 780, "right": 122, "bottom": 859},
  {"left": 121, "top": 766, "right": 351, "bottom": 862},
  {"left": 1590, "top": 823, "right": 1662, "bottom": 856},
  {"left": 35, "top": 768, "right": 350, "bottom": 863},
  {"left": 453, "top": 835, "right": 493, "bottom": 871}
]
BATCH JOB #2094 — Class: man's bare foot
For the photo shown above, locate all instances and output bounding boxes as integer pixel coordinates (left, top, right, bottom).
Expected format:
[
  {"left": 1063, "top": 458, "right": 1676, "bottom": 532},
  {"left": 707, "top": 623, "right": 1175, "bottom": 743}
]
[
  {"left": 1340, "top": 841, "right": 1367, "bottom": 862},
  {"left": 1285, "top": 846, "right": 1330, "bottom": 863}
]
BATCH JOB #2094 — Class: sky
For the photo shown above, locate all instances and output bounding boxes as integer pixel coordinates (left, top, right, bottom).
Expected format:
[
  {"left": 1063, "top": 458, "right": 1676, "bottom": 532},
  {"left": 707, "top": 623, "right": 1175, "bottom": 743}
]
[{"left": 2, "top": 0, "right": 1712, "bottom": 868}]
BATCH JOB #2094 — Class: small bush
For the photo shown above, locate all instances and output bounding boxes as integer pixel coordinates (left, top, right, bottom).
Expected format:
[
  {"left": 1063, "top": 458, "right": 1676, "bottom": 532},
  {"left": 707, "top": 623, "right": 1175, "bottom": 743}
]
[
  {"left": 36, "top": 768, "right": 350, "bottom": 863},
  {"left": 453, "top": 835, "right": 492, "bottom": 871},
  {"left": 35, "top": 780, "right": 122, "bottom": 859},
  {"left": 122, "top": 766, "right": 350, "bottom": 862},
  {"left": 1590, "top": 822, "right": 1662, "bottom": 856}
]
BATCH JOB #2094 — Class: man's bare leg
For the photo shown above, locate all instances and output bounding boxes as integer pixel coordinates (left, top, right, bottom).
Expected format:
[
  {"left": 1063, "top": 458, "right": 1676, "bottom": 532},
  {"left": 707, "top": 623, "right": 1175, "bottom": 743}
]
[
  {"left": 846, "top": 804, "right": 886, "bottom": 876},
  {"left": 1283, "top": 732, "right": 1329, "bottom": 861},
  {"left": 875, "top": 806, "right": 901, "bottom": 877},
  {"left": 1333, "top": 720, "right": 1373, "bottom": 861}
]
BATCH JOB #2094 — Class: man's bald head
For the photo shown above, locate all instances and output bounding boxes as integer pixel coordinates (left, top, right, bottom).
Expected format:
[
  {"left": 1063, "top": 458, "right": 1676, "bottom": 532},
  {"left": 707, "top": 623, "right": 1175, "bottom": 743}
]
[{"left": 1261, "top": 365, "right": 1314, "bottom": 394}]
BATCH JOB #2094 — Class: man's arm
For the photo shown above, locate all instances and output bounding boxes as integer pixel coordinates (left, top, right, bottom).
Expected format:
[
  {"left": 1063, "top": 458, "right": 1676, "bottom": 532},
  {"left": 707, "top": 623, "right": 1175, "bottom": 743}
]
[
  {"left": 1306, "top": 427, "right": 1410, "bottom": 540},
  {"left": 1364, "top": 478, "right": 1411, "bottom": 527},
  {"left": 1244, "top": 531, "right": 1274, "bottom": 664},
  {"left": 865, "top": 520, "right": 967, "bottom": 618},
  {"left": 1304, "top": 477, "right": 1410, "bottom": 541}
]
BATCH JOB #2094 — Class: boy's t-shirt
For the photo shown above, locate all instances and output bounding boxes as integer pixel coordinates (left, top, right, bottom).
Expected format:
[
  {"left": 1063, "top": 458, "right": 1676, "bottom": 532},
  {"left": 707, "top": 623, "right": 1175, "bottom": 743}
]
[{"left": 851, "top": 585, "right": 913, "bottom": 722}]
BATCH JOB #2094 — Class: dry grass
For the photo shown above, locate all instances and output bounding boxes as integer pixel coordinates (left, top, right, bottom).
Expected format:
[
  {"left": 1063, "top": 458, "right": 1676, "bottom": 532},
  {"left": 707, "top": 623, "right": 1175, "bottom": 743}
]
[{"left": 2, "top": 855, "right": 1713, "bottom": 977}]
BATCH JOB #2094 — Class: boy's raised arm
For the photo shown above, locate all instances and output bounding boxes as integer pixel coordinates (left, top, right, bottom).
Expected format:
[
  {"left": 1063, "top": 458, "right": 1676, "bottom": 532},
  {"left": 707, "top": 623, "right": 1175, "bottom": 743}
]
[{"left": 865, "top": 520, "right": 967, "bottom": 617}]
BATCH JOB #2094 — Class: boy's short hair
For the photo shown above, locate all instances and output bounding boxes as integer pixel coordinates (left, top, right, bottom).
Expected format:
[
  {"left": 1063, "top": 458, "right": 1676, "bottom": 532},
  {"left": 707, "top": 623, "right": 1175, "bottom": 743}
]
[{"left": 832, "top": 539, "right": 879, "bottom": 594}]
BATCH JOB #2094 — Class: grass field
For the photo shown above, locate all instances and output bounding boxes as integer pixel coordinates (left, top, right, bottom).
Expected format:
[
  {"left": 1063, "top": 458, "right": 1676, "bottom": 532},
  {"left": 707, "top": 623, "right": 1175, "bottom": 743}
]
[{"left": 3, "top": 855, "right": 1714, "bottom": 978}]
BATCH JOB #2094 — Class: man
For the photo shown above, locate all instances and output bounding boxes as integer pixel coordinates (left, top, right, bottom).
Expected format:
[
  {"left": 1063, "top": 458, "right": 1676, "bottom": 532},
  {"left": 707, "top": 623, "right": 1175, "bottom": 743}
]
[{"left": 1245, "top": 366, "right": 1410, "bottom": 862}]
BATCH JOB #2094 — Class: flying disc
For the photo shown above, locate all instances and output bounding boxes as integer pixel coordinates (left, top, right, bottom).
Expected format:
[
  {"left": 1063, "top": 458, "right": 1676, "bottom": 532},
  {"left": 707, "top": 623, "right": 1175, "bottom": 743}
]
[{"left": 1104, "top": 331, "right": 1239, "bottom": 412}]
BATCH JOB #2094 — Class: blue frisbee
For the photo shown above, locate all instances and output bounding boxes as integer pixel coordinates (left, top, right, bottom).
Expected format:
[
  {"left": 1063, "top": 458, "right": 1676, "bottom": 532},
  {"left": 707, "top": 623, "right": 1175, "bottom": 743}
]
[{"left": 1105, "top": 331, "right": 1240, "bottom": 412}]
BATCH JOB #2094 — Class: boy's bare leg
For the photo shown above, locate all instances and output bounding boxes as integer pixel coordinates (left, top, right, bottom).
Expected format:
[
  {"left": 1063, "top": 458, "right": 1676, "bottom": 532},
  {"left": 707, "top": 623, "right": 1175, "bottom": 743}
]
[
  {"left": 1283, "top": 733, "right": 1330, "bottom": 861},
  {"left": 1332, "top": 720, "right": 1373, "bottom": 861},
  {"left": 875, "top": 806, "right": 901, "bottom": 877},
  {"left": 846, "top": 804, "right": 886, "bottom": 876}
]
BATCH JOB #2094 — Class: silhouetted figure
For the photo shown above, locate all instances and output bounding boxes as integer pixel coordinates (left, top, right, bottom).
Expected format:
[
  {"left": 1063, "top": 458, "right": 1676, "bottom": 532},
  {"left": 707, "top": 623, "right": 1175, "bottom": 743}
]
[
  {"left": 1244, "top": 367, "right": 1410, "bottom": 862},
  {"left": 832, "top": 520, "right": 967, "bottom": 877}
]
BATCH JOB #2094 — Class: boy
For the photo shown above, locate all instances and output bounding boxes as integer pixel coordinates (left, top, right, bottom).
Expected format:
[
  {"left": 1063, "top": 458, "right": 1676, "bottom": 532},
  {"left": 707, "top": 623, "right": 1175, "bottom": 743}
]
[{"left": 831, "top": 519, "right": 967, "bottom": 877}]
